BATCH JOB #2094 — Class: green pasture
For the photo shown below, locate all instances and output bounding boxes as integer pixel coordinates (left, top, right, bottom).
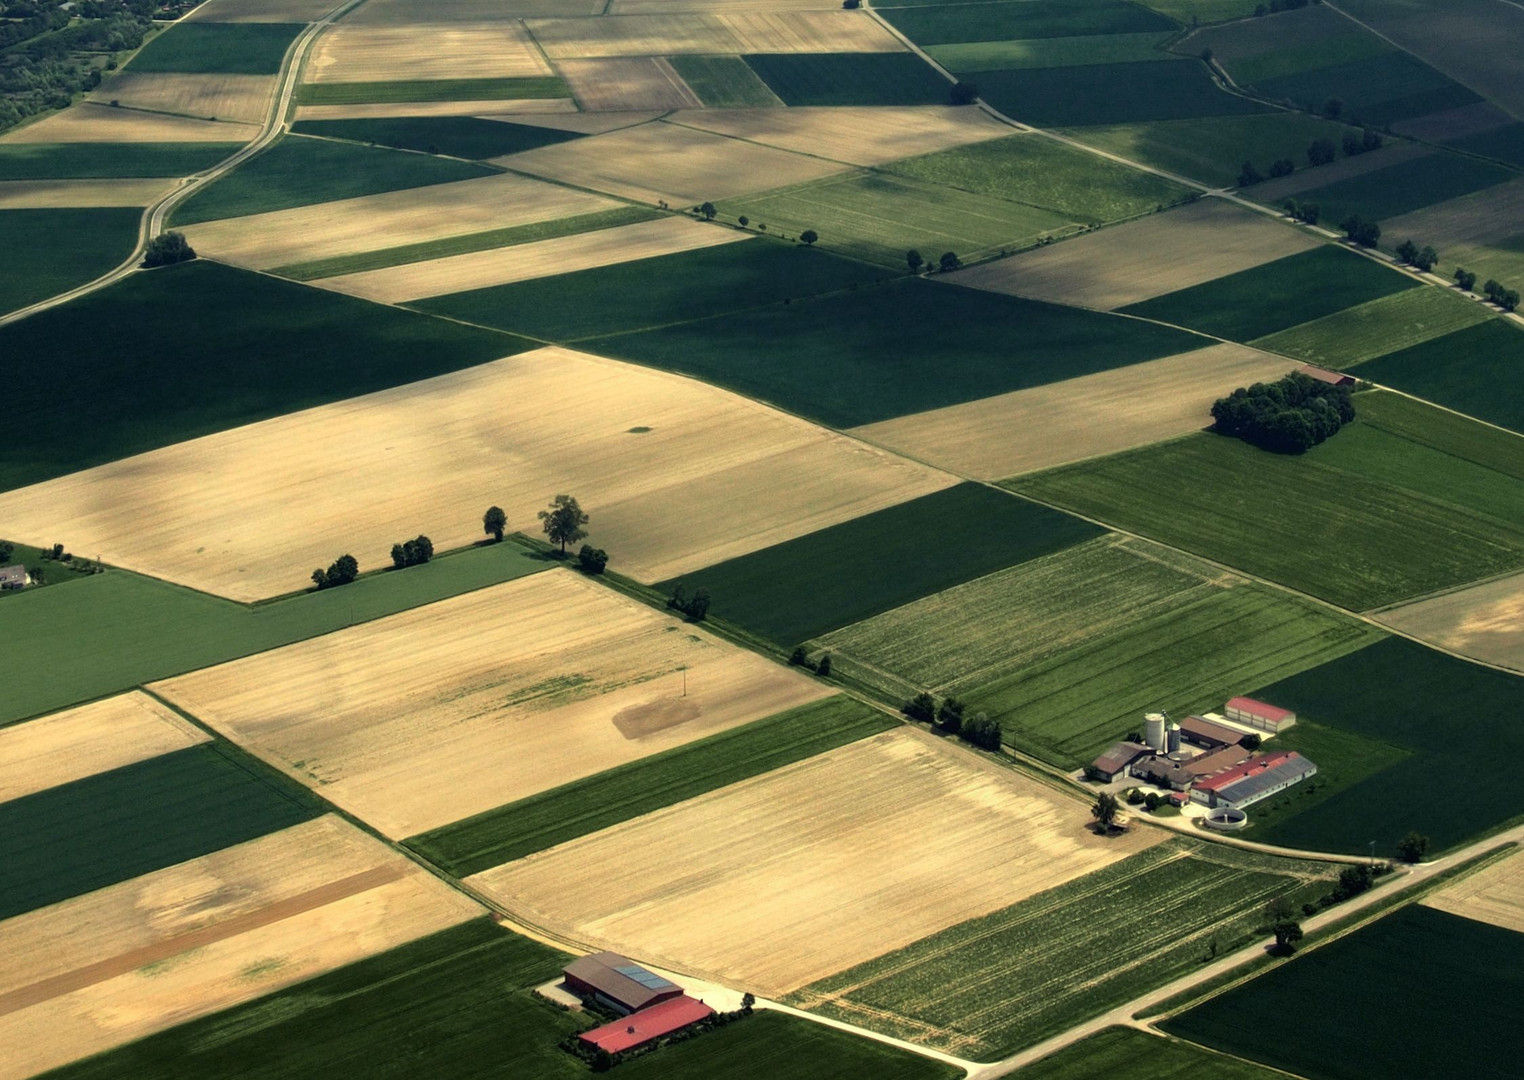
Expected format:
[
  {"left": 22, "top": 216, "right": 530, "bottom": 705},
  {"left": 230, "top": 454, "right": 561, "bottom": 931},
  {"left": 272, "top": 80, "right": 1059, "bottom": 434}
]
[
  {"left": 1019, "top": 1028, "right": 1288, "bottom": 1080},
  {"left": 1357, "top": 321, "right": 1524, "bottom": 434},
  {"left": 1137, "top": 0, "right": 1261, "bottom": 23},
  {"left": 293, "top": 77, "right": 569, "bottom": 105},
  {"left": 0, "top": 541, "right": 546, "bottom": 728},
  {"left": 127, "top": 22, "right": 304, "bottom": 75},
  {"left": 1119, "top": 245, "right": 1418, "bottom": 341},
  {"left": 0, "top": 142, "right": 241, "bottom": 179},
  {"left": 0, "top": 260, "right": 523, "bottom": 492},
  {"left": 658, "top": 483, "right": 1101, "bottom": 647},
  {"left": 794, "top": 841, "right": 1336, "bottom": 1060},
  {"left": 972, "top": 60, "right": 1269, "bottom": 127},
  {"left": 1251, "top": 286, "right": 1490, "bottom": 367},
  {"left": 881, "top": 0, "right": 1174, "bottom": 46},
  {"left": 0, "top": 742, "right": 318, "bottom": 920},
  {"left": 742, "top": 53, "right": 952, "bottom": 107},
  {"left": 0, "top": 542, "right": 99, "bottom": 595},
  {"left": 290, "top": 116, "right": 580, "bottom": 160},
  {"left": 1193, "top": 5, "right": 1389, "bottom": 84},
  {"left": 886, "top": 132, "right": 1194, "bottom": 222},
  {"left": 598, "top": 277, "right": 1207, "bottom": 427},
  {"left": 1352, "top": 390, "right": 1524, "bottom": 479},
  {"left": 1255, "top": 51, "right": 1480, "bottom": 126},
  {"left": 1276, "top": 151, "right": 1514, "bottom": 227},
  {"left": 172, "top": 134, "right": 493, "bottom": 224},
  {"left": 0, "top": 207, "right": 140, "bottom": 315},
  {"left": 408, "top": 696, "right": 892, "bottom": 875},
  {"left": 928, "top": 32, "right": 1178, "bottom": 72},
  {"left": 1164, "top": 905, "right": 1524, "bottom": 1079},
  {"left": 669, "top": 55, "right": 780, "bottom": 107},
  {"left": 1445, "top": 122, "right": 1524, "bottom": 169}
]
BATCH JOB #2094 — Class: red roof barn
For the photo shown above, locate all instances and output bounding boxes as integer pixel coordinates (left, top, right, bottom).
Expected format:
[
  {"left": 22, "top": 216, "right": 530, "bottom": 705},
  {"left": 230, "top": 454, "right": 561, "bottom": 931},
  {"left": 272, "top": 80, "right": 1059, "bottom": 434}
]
[{"left": 577, "top": 995, "right": 714, "bottom": 1054}]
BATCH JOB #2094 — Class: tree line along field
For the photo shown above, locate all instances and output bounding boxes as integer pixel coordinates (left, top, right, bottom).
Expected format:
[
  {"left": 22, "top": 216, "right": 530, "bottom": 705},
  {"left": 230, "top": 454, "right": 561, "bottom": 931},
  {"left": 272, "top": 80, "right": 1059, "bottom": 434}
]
[
  {"left": 0, "top": 142, "right": 243, "bottom": 179},
  {"left": 0, "top": 207, "right": 142, "bottom": 315},
  {"left": 1162, "top": 904, "right": 1524, "bottom": 1080},
  {"left": 790, "top": 840, "right": 1337, "bottom": 1060}
]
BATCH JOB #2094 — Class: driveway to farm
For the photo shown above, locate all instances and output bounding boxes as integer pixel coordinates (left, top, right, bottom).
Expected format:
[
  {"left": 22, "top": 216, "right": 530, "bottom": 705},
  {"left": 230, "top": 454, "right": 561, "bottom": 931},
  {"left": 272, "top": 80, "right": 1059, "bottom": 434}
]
[{"left": 0, "top": 0, "right": 364, "bottom": 328}]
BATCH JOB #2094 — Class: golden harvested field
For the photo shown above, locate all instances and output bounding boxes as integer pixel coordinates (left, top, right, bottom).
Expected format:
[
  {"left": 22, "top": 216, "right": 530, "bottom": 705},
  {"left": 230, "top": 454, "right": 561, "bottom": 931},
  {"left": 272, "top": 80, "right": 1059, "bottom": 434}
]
[
  {"left": 501, "top": 120, "right": 849, "bottom": 204},
  {"left": 154, "top": 572, "right": 832, "bottom": 837},
  {"left": 950, "top": 198, "right": 1321, "bottom": 310},
  {"left": 672, "top": 106, "right": 1010, "bottom": 167},
  {"left": 1377, "top": 571, "right": 1524, "bottom": 673},
  {"left": 91, "top": 73, "right": 277, "bottom": 125},
  {"left": 316, "top": 215, "right": 748, "bottom": 302},
  {"left": 179, "top": 172, "right": 616, "bottom": 267},
  {"left": 0, "top": 693, "right": 207, "bottom": 805},
  {"left": 0, "top": 178, "right": 174, "bottom": 207},
  {"left": 0, "top": 103, "right": 258, "bottom": 143},
  {"left": 470, "top": 728, "right": 1161, "bottom": 996},
  {"left": 184, "top": 0, "right": 341, "bottom": 20},
  {"left": 305, "top": 24, "right": 552, "bottom": 83},
  {"left": 293, "top": 98, "right": 577, "bottom": 120},
  {"left": 611, "top": 0, "right": 840, "bottom": 11},
  {"left": 850, "top": 342, "right": 1297, "bottom": 480},
  {"left": 0, "top": 347, "right": 953, "bottom": 600},
  {"left": 1422, "top": 847, "right": 1524, "bottom": 935},
  {"left": 0, "top": 816, "right": 482, "bottom": 1080},
  {"left": 555, "top": 57, "right": 701, "bottom": 112},
  {"left": 346, "top": 0, "right": 603, "bottom": 22},
  {"left": 528, "top": 12, "right": 901, "bottom": 58}
]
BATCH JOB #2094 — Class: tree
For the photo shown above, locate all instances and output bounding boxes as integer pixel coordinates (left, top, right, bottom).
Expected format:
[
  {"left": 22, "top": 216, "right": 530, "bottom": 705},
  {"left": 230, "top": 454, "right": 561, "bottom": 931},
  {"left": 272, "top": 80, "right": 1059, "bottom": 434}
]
[
  {"left": 389, "top": 535, "right": 432, "bottom": 569},
  {"left": 938, "top": 251, "right": 961, "bottom": 272},
  {"left": 799, "top": 229, "right": 818, "bottom": 246},
  {"left": 1396, "top": 832, "right": 1430, "bottom": 863},
  {"left": 1199, "top": 47, "right": 1213, "bottom": 61},
  {"left": 1240, "top": 732, "right": 1262, "bottom": 751},
  {"left": 741, "top": 992, "right": 756, "bottom": 1013},
  {"left": 27, "top": 564, "right": 45, "bottom": 586},
  {"left": 1268, "top": 158, "right": 1294, "bottom": 178},
  {"left": 483, "top": 505, "right": 507, "bottom": 542},
  {"left": 142, "top": 231, "right": 195, "bottom": 268},
  {"left": 960, "top": 711, "right": 1001, "bottom": 750},
  {"left": 1321, "top": 97, "right": 1343, "bottom": 120},
  {"left": 538, "top": 494, "right": 589, "bottom": 555},
  {"left": 1505, "top": 289, "right": 1521, "bottom": 313},
  {"left": 1307, "top": 137, "right": 1337, "bottom": 166},
  {"left": 699, "top": 201, "right": 716, "bottom": 221},
  {"left": 937, "top": 696, "right": 965, "bottom": 733},
  {"left": 842, "top": 0, "right": 860, "bottom": 7},
  {"left": 685, "top": 588, "right": 711, "bottom": 621},
  {"left": 1340, "top": 215, "right": 1379, "bottom": 247},
  {"left": 790, "top": 646, "right": 810, "bottom": 667},
  {"left": 816, "top": 653, "right": 832, "bottom": 677},
  {"left": 737, "top": 215, "right": 749, "bottom": 227},
  {"left": 1363, "top": 128, "right": 1383, "bottom": 152},
  {"left": 1342, "top": 130, "right": 1362, "bottom": 157},
  {"left": 311, "top": 553, "right": 358, "bottom": 590},
  {"left": 949, "top": 81, "right": 978, "bottom": 106},
  {"left": 1092, "top": 791, "right": 1120, "bottom": 829},
  {"left": 1237, "top": 161, "right": 1264, "bottom": 187},
  {"left": 577, "top": 544, "right": 608, "bottom": 575},
  {"left": 1396, "top": 238, "right": 1419, "bottom": 264},
  {"left": 903, "top": 692, "right": 935, "bottom": 723},
  {"left": 906, "top": 249, "right": 924, "bottom": 274},
  {"left": 1271, "top": 919, "right": 1304, "bottom": 955},
  {"left": 1454, "top": 267, "right": 1477, "bottom": 291}
]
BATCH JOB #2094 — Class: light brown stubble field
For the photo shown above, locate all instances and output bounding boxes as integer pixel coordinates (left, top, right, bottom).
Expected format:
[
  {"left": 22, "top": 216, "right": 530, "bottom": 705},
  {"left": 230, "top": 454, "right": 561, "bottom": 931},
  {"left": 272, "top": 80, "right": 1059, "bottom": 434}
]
[
  {"left": 554, "top": 57, "right": 701, "bottom": 112},
  {"left": 471, "top": 727, "right": 1160, "bottom": 996},
  {"left": 0, "top": 693, "right": 208, "bottom": 805},
  {"left": 610, "top": 0, "right": 840, "bottom": 10},
  {"left": 527, "top": 11, "right": 901, "bottom": 57},
  {"left": 670, "top": 106, "right": 1011, "bottom": 167},
  {"left": 1421, "top": 846, "right": 1524, "bottom": 934},
  {"left": 0, "top": 104, "right": 259, "bottom": 143},
  {"left": 345, "top": 0, "right": 603, "bottom": 21},
  {"left": 1376, "top": 570, "right": 1524, "bottom": 673},
  {"left": 0, "top": 347, "right": 954, "bottom": 600},
  {"left": 0, "top": 178, "right": 178, "bottom": 207},
  {"left": 153, "top": 571, "right": 833, "bottom": 837},
  {"left": 305, "top": 24, "right": 552, "bottom": 83},
  {"left": 90, "top": 73, "right": 277, "bottom": 124},
  {"left": 0, "top": 816, "right": 482, "bottom": 1080}
]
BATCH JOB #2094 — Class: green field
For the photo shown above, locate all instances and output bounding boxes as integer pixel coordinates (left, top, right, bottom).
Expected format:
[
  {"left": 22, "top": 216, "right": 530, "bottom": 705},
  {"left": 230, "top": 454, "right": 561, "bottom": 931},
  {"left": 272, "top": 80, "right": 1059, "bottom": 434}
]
[
  {"left": 171, "top": 134, "right": 493, "bottom": 225},
  {"left": 1256, "top": 50, "right": 1481, "bottom": 126},
  {"left": 1445, "top": 122, "right": 1524, "bottom": 169},
  {"left": 881, "top": 0, "right": 1175, "bottom": 45},
  {"left": 126, "top": 22, "right": 304, "bottom": 75},
  {"left": 289, "top": 116, "right": 580, "bottom": 159},
  {"left": 1194, "top": 5, "right": 1390, "bottom": 85},
  {"left": 293, "top": 77, "right": 569, "bottom": 105},
  {"left": 669, "top": 55, "right": 780, "bottom": 107},
  {"left": 1164, "top": 905, "right": 1524, "bottom": 1080},
  {"left": 598, "top": 277, "right": 1207, "bottom": 427},
  {"left": 1119, "top": 245, "right": 1418, "bottom": 341},
  {"left": 0, "top": 142, "right": 241, "bottom": 179},
  {"left": 1275, "top": 151, "right": 1514, "bottom": 227},
  {"left": 928, "top": 32, "right": 1178, "bottom": 72},
  {"left": 1011, "top": 424, "right": 1524, "bottom": 612},
  {"left": 1018, "top": 1028, "right": 1289, "bottom": 1080},
  {"left": 718, "top": 171, "right": 1079, "bottom": 266},
  {"left": 0, "top": 542, "right": 546, "bottom": 729},
  {"left": 0, "top": 207, "right": 140, "bottom": 314},
  {"left": 0, "top": 542, "right": 100, "bottom": 594},
  {"left": 0, "top": 260, "right": 522, "bottom": 492},
  {"left": 742, "top": 53, "right": 952, "bottom": 107},
  {"left": 1356, "top": 321, "right": 1524, "bottom": 433},
  {"left": 971, "top": 60, "right": 1269, "bottom": 127},
  {"left": 407, "top": 696, "right": 893, "bottom": 875},
  {"left": 1352, "top": 389, "right": 1524, "bottom": 480},
  {"left": 1250, "top": 285, "right": 1491, "bottom": 367},
  {"left": 0, "top": 741, "right": 318, "bottom": 920},
  {"left": 792, "top": 841, "right": 1336, "bottom": 1060},
  {"left": 413, "top": 239, "right": 894, "bottom": 340},
  {"left": 657, "top": 483, "right": 1101, "bottom": 647},
  {"left": 887, "top": 132, "right": 1194, "bottom": 222},
  {"left": 1139, "top": 0, "right": 1261, "bottom": 23},
  {"left": 271, "top": 205, "right": 661, "bottom": 280}
]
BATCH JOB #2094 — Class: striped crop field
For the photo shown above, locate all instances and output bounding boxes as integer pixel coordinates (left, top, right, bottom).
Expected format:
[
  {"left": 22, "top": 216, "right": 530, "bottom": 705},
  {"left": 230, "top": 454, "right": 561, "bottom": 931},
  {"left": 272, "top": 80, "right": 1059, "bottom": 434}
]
[{"left": 1250, "top": 286, "right": 1491, "bottom": 369}]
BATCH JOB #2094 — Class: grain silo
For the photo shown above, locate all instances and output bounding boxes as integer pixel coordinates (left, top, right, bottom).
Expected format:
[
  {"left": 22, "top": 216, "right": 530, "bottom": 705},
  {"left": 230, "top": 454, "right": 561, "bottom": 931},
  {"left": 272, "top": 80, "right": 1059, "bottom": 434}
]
[
  {"left": 1166, "top": 722, "right": 1182, "bottom": 753},
  {"left": 1145, "top": 713, "right": 1166, "bottom": 752}
]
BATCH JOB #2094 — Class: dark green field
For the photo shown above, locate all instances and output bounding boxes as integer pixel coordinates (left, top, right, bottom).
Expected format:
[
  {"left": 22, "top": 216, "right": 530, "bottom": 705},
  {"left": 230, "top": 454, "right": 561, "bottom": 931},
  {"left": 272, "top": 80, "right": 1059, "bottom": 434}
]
[
  {"left": 880, "top": 0, "right": 1175, "bottom": 45},
  {"left": 0, "top": 742, "right": 317, "bottom": 920},
  {"left": 172, "top": 134, "right": 493, "bottom": 224},
  {"left": 1278, "top": 151, "right": 1513, "bottom": 227},
  {"left": 1356, "top": 320, "right": 1524, "bottom": 434},
  {"left": 1020, "top": 1028, "right": 1288, "bottom": 1080},
  {"left": 412, "top": 239, "right": 894, "bottom": 341},
  {"left": 293, "top": 77, "right": 569, "bottom": 105},
  {"left": 408, "top": 696, "right": 893, "bottom": 875},
  {"left": 969, "top": 60, "right": 1269, "bottom": 127},
  {"left": 742, "top": 53, "right": 952, "bottom": 106},
  {"left": 0, "top": 142, "right": 240, "bottom": 179},
  {"left": 1164, "top": 905, "right": 1524, "bottom": 1080},
  {"left": 658, "top": 483, "right": 1101, "bottom": 646},
  {"left": 1256, "top": 50, "right": 1481, "bottom": 126},
  {"left": 126, "top": 23, "right": 304, "bottom": 75},
  {"left": 1445, "top": 122, "right": 1524, "bottom": 169},
  {"left": 669, "top": 55, "right": 780, "bottom": 107},
  {"left": 598, "top": 277, "right": 1207, "bottom": 427},
  {"left": 0, "top": 260, "right": 523, "bottom": 492},
  {"left": 289, "top": 116, "right": 580, "bottom": 160},
  {"left": 1119, "top": 245, "right": 1418, "bottom": 341},
  {"left": 0, "top": 207, "right": 140, "bottom": 314}
]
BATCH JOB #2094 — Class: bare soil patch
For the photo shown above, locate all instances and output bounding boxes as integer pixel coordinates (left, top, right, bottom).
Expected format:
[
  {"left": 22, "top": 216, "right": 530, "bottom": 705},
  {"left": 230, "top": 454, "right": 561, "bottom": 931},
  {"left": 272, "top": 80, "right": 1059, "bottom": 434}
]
[
  {"left": 293, "top": 98, "right": 576, "bottom": 120},
  {"left": 555, "top": 57, "right": 701, "bottom": 112},
  {"left": 950, "top": 198, "right": 1320, "bottom": 310},
  {"left": 527, "top": 11, "right": 900, "bottom": 58},
  {"left": 184, "top": 0, "right": 341, "bottom": 21},
  {"left": 1423, "top": 846, "right": 1524, "bottom": 934},
  {"left": 470, "top": 727, "right": 1161, "bottom": 996},
  {"left": 305, "top": 24, "right": 552, "bottom": 83},
  {"left": 1377, "top": 570, "right": 1524, "bottom": 673},
  {"left": 0, "top": 178, "right": 175, "bottom": 207},
  {"left": 91, "top": 73, "right": 277, "bottom": 125},
  {"left": 671, "top": 106, "right": 1010, "bottom": 167},
  {"left": 0, "top": 104, "right": 259, "bottom": 143}
]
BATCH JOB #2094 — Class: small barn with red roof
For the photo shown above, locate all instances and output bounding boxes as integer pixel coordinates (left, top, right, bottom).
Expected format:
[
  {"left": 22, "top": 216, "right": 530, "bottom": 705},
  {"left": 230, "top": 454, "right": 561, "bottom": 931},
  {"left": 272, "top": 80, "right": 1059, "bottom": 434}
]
[
  {"left": 577, "top": 995, "right": 715, "bottom": 1055},
  {"left": 1224, "top": 696, "right": 1297, "bottom": 733}
]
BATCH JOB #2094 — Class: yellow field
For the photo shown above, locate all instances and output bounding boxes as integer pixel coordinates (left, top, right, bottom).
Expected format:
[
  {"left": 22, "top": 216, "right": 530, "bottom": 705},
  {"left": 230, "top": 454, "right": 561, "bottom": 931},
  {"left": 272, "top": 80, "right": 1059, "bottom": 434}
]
[
  {"left": 0, "top": 816, "right": 481, "bottom": 1080},
  {"left": 305, "top": 24, "right": 552, "bottom": 83},
  {"left": 1423, "top": 846, "right": 1524, "bottom": 934},
  {"left": 185, "top": 0, "right": 341, "bottom": 20},
  {"left": 0, "top": 103, "right": 259, "bottom": 143},
  {"left": 850, "top": 342, "right": 1297, "bottom": 479},
  {"left": 0, "top": 347, "right": 953, "bottom": 600},
  {"left": 501, "top": 120, "right": 849, "bottom": 204},
  {"left": 179, "top": 171, "right": 616, "bottom": 267},
  {"left": 950, "top": 198, "right": 1321, "bottom": 310},
  {"left": 0, "top": 693, "right": 207, "bottom": 805},
  {"left": 527, "top": 12, "right": 901, "bottom": 58},
  {"left": 154, "top": 571, "right": 832, "bottom": 837},
  {"left": 345, "top": 0, "right": 603, "bottom": 22},
  {"left": 1377, "top": 571, "right": 1524, "bottom": 673},
  {"left": 293, "top": 98, "right": 577, "bottom": 120},
  {"left": 91, "top": 73, "right": 277, "bottom": 125},
  {"left": 469, "top": 728, "right": 1160, "bottom": 996},
  {"left": 672, "top": 106, "right": 1010, "bottom": 167},
  {"left": 556, "top": 57, "right": 702, "bottom": 112},
  {"left": 0, "top": 178, "right": 174, "bottom": 207},
  {"left": 315, "top": 215, "right": 748, "bottom": 302}
]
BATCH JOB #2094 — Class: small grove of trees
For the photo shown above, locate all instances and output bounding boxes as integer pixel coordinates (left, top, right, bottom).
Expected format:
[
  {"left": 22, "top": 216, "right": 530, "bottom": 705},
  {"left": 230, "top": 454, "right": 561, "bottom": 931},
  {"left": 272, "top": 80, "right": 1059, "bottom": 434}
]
[
  {"left": 1092, "top": 791, "right": 1121, "bottom": 830},
  {"left": 1396, "top": 832, "right": 1430, "bottom": 863},
  {"left": 1340, "top": 214, "right": 1380, "bottom": 248},
  {"left": 483, "top": 505, "right": 507, "bottom": 542},
  {"left": 1281, "top": 198, "right": 1319, "bottom": 225},
  {"left": 1253, "top": 0, "right": 1309, "bottom": 13},
  {"left": 1342, "top": 128, "right": 1383, "bottom": 156},
  {"left": 390, "top": 534, "right": 433, "bottom": 569},
  {"left": 1211, "top": 370, "right": 1356, "bottom": 454},
  {"left": 577, "top": 544, "right": 608, "bottom": 575},
  {"left": 1238, "top": 159, "right": 1294, "bottom": 186},
  {"left": 906, "top": 249, "right": 924, "bottom": 274},
  {"left": 1240, "top": 732, "right": 1263, "bottom": 751},
  {"left": 142, "top": 231, "right": 195, "bottom": 268},
  {"left": 1482, "top": 277, "right": 1521, "bottom": 312},
  {"left": 787, "top": 646, "right": 832, "bottom": 677},
  {"left": 938, "top": 251, "right": 961, "bottom": 272},
  {"left": 538, "top": 494, "right": 589, "bottom": 555},
  {"left": 1307, "top": 137, "right": 1337, "bottom": 167},
  {"left": 665, "top": 584, "right": 710, "bottom": 621},
  {"left": 311, "top": 553, "right": 358, "bottom": 590},
  {"left": 842, "top": 0, "right": 860, "bottom": 8},
  {"left": 949, "top": 81, "right": 978, "bottom": 106},
  {"left": 1395, "top": 239, "right": 1439, "bottom": 272},
  {"left": 1454, "top": 267, "right": 1477, "bottom": 292},
  {"left": 901, "top": 692, "right": 1000, "bottom": 750}
]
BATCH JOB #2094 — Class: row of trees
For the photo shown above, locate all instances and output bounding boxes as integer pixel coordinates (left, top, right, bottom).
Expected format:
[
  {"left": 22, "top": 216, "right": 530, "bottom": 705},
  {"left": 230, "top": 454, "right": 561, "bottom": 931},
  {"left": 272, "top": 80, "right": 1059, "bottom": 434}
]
[
  {"left": 389, "top": 535, "right": 433, "bottom": 570},
  {"left": 907, "top": 249, "right": 961, "bottom": 274},
  {"left": 1211, "top": 371, "right": 1356, "bottom": 454},
  {"left": 1395, "top": 238, "right": 1439, "bottom": 272},
  {"left": 665, "top": 584, "right": 711, "bottom": 621},
  {"left": 1239, "top": 131, "right": 1379, "bottom": 190},
  {"left": 902, "top": 692, "right": 1001, "bottom": 751},
  {"left": 1339, "top": 214, "right": 1380, "bottom": 248},
  {"left": 788, "top": 647, "right": 832, "bottom": 678}
]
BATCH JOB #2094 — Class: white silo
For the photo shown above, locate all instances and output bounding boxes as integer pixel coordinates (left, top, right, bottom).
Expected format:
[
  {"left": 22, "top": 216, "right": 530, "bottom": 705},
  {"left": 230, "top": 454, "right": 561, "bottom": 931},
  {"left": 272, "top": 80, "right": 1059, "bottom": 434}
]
[
  {"left": 1166, "top": 722, "right": 1182, "bottom": 754},
  {"left": 1145, "top": 713, "right": 1166, "bottom": 752}
]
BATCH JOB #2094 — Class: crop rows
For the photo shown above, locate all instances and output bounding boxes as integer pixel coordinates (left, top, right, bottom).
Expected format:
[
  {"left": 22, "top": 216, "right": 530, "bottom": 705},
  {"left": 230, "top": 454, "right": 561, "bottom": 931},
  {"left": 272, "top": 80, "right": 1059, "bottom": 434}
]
[{"left": 1251, "top": 286, "right": 1489, "bottom": 368}]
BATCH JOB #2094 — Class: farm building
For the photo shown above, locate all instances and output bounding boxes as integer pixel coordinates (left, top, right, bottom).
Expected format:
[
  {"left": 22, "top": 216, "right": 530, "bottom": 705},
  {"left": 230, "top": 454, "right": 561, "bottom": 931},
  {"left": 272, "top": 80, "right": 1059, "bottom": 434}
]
[
  {"left": 577, "top": 995, "right": 715, "bottom": 1055},
  {"left": 1086, "top": 740, "right": 1151, "bottom": 782},
  {"left": 1131, "top": 755, "right": 1195, "bottom": 792},
  {"left": 563, "top": 952, "right": 685, "bottom": 1016},
  {"left": 1299, "top": 364, "right": 1355, "bottom": 387},
  {"left": 1191, "top": 751, "right": 1317, "bottom": 810},
  {"left": 1180, "top": 715, "right": 1243, "bottom": 751},
  {"left": 0, "top": 565, "right": 27, "bottom": 590},
  {"left": 1224, "top": 696, "right": 1298, "bottom": 733},
  {"left": 1183, "top": 745, "right": 1251, "bottom": 780}
]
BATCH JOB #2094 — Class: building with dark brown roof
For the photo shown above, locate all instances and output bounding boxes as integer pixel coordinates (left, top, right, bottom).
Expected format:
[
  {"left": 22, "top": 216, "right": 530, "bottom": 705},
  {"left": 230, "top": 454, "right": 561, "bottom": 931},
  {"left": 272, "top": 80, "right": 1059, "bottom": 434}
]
[
  {"left": 1180, "top": 715, "right": 1243, "bottom": 751},
  {"left": 563, "top": 953, "right": 684, "bottom": 1015},
  {"left": 0, "top": 565, "right": 27, "bottom": 590},
  {"left": 1086, "top": 741, "right": 1151, "bottom": 782}
]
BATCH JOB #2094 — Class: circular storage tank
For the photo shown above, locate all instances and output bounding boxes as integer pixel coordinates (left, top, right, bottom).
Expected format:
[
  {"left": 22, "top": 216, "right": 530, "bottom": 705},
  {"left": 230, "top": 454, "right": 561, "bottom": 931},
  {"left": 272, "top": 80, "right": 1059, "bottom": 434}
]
[
  {"left": 1166, "top": 722, "right": 1181, "bottom": 753},
  {"left": 1204, "top": 806, "right": 1248, "bottom": 831},
  {"left": 1145, "top": 714, "right": 1166, "bottom": 751}
]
